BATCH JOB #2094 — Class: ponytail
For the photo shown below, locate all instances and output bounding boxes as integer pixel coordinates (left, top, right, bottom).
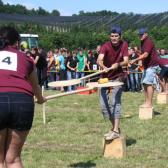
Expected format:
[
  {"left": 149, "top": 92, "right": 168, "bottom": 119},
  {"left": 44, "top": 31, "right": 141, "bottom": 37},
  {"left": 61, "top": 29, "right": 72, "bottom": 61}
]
[{"left": 0, "top": 26, "right": 20, "bottom": 49}]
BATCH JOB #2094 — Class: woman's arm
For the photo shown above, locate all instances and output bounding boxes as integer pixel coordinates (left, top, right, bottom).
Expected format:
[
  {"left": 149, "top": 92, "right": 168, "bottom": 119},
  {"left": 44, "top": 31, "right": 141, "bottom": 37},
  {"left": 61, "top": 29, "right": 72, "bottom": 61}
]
[
  {"left": 34, "top": 55, "right": 40, "bottom": 65},
  {"left": 28, "top": 68, "right": 46, "bottom": 104}
]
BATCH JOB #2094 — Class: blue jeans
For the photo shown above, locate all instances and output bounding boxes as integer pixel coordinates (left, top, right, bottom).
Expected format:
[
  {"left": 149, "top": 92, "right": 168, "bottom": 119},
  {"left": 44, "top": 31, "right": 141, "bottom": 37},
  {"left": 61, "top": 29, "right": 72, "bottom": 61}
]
[
  {"left": 67, "top": 71, "right": 76, "bottom": 91},
  {"left": 45, "top": 71, "right": 56, "bottom": 89},
  {"left": 129, "top": 71, "right": 141, "bottom": 91},
  {"left": 76, "top": 72, "right": 85, "bottom": 86}
]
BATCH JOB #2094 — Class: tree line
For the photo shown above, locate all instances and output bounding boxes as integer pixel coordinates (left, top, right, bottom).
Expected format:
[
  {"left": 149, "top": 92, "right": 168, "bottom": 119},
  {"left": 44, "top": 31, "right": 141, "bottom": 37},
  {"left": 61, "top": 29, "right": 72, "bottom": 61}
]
[
  {"left": 0, "top": 0, "right": 168, "bottom": 50},
  {"left": 0, "top": 0, "right": 60, "bottom": 16},
  {"left": 1, "top": 22, "right": 166, "bottom": 51}
]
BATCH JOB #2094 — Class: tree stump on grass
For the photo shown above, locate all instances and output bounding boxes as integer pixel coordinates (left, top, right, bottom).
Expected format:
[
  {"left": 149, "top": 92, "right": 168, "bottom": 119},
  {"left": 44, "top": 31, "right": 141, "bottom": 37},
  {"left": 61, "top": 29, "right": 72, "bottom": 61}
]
[
  {"left": 157, "top": 93, "right": 168, "bottom": 104},
  {"left": 139, "top": 106, "right": 153, "bottom": 120},
  {"left": 103, "top": 134, "right": 126, "bottom": 158}
]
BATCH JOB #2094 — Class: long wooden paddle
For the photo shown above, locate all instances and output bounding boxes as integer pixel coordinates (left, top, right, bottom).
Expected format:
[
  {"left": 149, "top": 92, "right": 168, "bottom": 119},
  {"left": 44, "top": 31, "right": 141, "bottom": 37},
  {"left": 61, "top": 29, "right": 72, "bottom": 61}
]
[
  {"left": 45, "top": 87, "right": 95, "bottom": 101},
  {"left": 44, "top": 81, "right": 123, "bottom": 101},
  {"left": 48, "top": 66, "right": 114, "bottom": 87}
]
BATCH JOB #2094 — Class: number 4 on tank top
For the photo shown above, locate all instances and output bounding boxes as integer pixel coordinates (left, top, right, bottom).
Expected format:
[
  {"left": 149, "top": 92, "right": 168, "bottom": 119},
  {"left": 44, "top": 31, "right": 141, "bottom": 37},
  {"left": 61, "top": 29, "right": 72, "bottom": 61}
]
[
  {"left": 0, "top": 51, "right": 17, "bottom": 71},
  {"left": 2, "top": 57, "right": 12, "bottom": 65}
]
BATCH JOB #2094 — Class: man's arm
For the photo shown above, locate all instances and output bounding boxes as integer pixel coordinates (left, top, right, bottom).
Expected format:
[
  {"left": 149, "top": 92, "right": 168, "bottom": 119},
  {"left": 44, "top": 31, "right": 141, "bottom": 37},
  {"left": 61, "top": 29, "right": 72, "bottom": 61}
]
[
  {"left": 130, "top": 52, "right": 148, "bottom": 64},
  {"left": 97, "top": 53, "right": 128, "bottom": 70},
  {"left": 97, "top": 53, "right": 107, "bottom": 69},
  {"left": 111, "top": 56, "right": 129, "bottom": 70},
  {"left": 67, "top": 61, "right": 74, "bottom": 71},
  {"left": 118, "top": 56, "right": 129, "bottom": 67}
]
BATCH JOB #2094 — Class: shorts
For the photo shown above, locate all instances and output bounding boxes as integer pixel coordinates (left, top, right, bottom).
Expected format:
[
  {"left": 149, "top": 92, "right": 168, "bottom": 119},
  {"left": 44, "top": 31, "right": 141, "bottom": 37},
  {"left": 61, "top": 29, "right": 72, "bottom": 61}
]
[
  {"left": 0, "top": 92, "right": 34, "bottom": 131},
  {"left": 142, "top": 66, "right": 160, "bottom": 85},
  {"left": 160, "top": 65, "right": 168, "bottom": 78},
  {"left": 99, "top": 85, "right": 123, "bottom": 120}
]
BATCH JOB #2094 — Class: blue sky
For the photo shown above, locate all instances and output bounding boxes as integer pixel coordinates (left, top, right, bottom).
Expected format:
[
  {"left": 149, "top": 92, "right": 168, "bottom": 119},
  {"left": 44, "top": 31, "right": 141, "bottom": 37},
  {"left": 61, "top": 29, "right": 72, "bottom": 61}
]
[{"left": 3, "top": 0, "right": 168, "bottom": 16}]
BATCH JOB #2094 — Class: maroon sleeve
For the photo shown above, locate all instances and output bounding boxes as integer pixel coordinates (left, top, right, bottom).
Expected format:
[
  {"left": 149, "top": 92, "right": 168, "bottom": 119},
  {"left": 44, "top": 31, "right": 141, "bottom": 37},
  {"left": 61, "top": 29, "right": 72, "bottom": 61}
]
[
  {"left": 100, "top": 43, "right": 107, "bottom": 55},
  {"left": 143, "top": 39, "right": 153, "bottom": 54},
  {"left": 122, "top": 41, "right": 128, "bottom": 57},
  {"left": 116, "top": 41, "right": 128, "bottom": 63},
  {"left": 158, "top": 58, "right": 168, "bottom": 66}
]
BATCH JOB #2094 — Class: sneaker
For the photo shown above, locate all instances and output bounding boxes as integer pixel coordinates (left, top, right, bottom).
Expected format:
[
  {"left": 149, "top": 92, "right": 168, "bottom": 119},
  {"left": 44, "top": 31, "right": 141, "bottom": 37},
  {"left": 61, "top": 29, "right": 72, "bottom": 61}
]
[
  {"left": 105, "top": 131, "right": 120, "bottom": 141},
  {"left": 104, "top": 128, "right": 121, "bottom": 137},
  {"left": 104, "top": 130, "right": 113, "bottom": 137}
]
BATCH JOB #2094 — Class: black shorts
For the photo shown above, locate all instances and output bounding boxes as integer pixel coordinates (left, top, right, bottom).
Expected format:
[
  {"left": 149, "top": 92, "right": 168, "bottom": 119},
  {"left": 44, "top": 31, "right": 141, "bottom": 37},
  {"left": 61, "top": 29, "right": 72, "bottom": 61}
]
[
  {"left": 0, "top": 92, "right": 34, "bottom": 131},
  {"left": 160, "top": 66, "right": 168, "bottom": 78}
]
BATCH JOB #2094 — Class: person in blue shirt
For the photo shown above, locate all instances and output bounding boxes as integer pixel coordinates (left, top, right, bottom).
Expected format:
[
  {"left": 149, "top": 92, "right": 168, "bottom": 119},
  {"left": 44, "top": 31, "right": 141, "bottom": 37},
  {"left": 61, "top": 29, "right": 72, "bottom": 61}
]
[{"left": 58, "top": 49, "right": 67, "bottom": 91}]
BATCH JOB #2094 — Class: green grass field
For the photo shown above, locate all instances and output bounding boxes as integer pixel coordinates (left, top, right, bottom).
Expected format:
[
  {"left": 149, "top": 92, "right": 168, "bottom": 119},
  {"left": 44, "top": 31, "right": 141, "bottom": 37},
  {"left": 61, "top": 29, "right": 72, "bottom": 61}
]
[{"left": 22, "top": 90, "right": 168, "bottom": 168}]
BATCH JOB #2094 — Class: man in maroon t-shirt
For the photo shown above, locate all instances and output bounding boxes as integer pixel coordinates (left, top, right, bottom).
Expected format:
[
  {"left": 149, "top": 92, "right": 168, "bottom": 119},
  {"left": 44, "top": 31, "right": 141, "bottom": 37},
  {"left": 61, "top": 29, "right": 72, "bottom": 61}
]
[
  {"left": 97, "top": 26, "right": 128, "bottom": 140},
  {"left": 131, "top": 28, "right": 160, "bottom": 108}
]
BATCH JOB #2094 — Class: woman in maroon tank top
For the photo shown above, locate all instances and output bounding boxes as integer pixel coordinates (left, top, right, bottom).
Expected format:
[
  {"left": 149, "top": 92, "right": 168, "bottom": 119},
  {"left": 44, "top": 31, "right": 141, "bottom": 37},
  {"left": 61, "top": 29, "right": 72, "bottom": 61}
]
[{"left": 0, "top": 27, "right": 46, "bottom": 168}]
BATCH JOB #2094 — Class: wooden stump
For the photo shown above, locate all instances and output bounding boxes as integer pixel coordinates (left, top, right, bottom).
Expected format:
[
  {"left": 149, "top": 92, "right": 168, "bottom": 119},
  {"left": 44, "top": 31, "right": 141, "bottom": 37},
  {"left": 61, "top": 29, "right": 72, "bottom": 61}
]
[
  {"left": 157, "top": 93, "right": 168, "bottom": 104},
  {"left": 103, "top": 134, "right": 126, "bottom": 158},
  {"left": 139, "top": 106, "right": 153, "bottom": 120}
]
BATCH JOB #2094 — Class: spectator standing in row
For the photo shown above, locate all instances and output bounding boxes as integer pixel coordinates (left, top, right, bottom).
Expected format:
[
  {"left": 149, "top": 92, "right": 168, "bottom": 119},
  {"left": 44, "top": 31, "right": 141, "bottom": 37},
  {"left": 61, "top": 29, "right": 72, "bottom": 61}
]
[
  {"left": 32, "top": 47, "right": 48, "bottom": 87},
  {"left": 54, "top": 48, "right": 61, "bottom": 84},
  {"left": 58, "top": 49, "right": 67, "bottom": 92},
  {"left": 127, "top": 47, "right": 141, "bottom": 92},
  {"left": 45, "top": 50, "right": 56, "bottom": 89},
  {"left": 76, "top": 49, "right": 86, "bottom": 86},
  {"left": 86, "top": 50, "right": 98, "bottom": 82},
  {"left": 37, "top": 48, "right": 48, "bottom": 87},
  {"left": 86, "top": 50, "right": 98, "bottom": 71},
  {"left": 94, "top": 45, "right": 101, "bottom": 61},
  {"left": 66, "top": 51, "right": 78, "bottom": 91}
]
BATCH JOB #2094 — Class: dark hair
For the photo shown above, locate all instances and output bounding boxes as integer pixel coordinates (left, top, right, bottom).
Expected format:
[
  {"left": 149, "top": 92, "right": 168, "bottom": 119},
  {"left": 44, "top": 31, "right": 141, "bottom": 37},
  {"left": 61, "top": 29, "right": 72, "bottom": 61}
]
[
  {"left": 31, "top": 47, "right": 39, "bottom": 55},
  {"left": 110, "top": 26, "right": 122, "bottom": 35},
  {"left": 0, "top": 26, "right": 20, "bottom": 49},
  {"left": 138, "top": 28, "right": 148, "bottom": 35}
]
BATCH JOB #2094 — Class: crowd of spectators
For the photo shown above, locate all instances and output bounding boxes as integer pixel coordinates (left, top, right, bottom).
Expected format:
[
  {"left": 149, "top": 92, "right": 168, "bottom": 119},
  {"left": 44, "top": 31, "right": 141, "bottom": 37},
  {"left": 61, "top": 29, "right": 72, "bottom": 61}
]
[{"left": 20, "top": 43, "right": 168, "bottom": 93}]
